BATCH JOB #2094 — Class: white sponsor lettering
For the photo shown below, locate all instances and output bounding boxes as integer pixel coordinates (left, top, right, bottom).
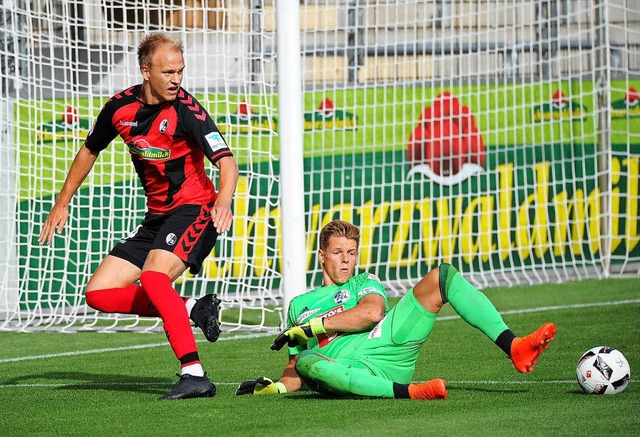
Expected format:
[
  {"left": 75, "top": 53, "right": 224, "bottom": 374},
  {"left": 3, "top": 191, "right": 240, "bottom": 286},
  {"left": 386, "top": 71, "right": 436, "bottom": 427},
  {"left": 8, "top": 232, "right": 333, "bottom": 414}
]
[
  {"left": 357, "top": 286, "right": 384, "bottom": 299},
  {"left": 368, "top": 315, "right": 386, "bottom": 339},
  {"left": 119, "top": 224, "right": 141, "bottom": 244},
  {"left": 119, "top": 120, "right": 138, "bottom": 127},
  {"left": 366, "top": 273, "right": 382, "bottom": 283},
  {"left": 296, "top": 306, "right": 344, "bottom": 325},
  {"left": 320, "top": 306, "right": 344, "bottom": 318},
  {"left": 297, "top": 308, "right": 322, "bottom": 324}
]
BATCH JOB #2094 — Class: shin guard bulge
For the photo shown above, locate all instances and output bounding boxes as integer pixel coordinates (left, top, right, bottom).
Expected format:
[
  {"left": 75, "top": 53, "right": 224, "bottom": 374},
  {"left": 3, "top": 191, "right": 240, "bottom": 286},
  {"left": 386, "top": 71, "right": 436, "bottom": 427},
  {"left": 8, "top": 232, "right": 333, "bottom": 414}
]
[
  {"left": 139, "top": 271, "right": 198, "bottom": 362},
  {"left": 440, "top": 263, "right": 509, "bottom": 342}
]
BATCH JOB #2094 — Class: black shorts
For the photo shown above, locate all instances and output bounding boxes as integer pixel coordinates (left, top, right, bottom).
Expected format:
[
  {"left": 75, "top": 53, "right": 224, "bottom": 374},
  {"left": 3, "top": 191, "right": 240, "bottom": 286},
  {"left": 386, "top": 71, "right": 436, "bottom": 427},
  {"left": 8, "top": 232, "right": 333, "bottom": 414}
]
[{"left": 109, "top": 203, "right": 219, "bottom": 275}]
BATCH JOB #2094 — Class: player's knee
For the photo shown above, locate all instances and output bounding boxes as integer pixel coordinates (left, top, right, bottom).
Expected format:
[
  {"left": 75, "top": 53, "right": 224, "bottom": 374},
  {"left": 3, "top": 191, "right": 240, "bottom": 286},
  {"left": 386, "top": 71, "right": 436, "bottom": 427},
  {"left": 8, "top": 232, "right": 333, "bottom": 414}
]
[
  {"left": 295, "top": 350, "right": 319, "bottom": 379},
  {"left": 85, "top": 289, "right": 104, "bottom": 311},
  {"left": 438, "top": 263, "right": 460, "bottom": 305},
  {"left": 413, "top": 267, "right": 444, "bottom": 312}
]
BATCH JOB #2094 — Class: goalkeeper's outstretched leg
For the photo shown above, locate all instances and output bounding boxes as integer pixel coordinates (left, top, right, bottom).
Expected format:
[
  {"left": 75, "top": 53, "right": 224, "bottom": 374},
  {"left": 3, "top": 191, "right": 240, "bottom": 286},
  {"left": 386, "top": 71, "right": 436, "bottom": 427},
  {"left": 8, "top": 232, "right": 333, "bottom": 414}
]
[
  {"left": 295, "top": 350, "right": 447, "bottom": 400},
  {"left": 412, "top": 263, "right": 556, "bottom": 373}
]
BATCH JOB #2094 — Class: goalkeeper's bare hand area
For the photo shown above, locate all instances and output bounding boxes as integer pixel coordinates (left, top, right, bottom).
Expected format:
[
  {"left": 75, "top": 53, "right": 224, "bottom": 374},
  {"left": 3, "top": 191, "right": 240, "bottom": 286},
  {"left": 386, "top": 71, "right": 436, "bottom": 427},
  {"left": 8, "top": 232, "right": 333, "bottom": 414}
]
[{"left": 271, "top": 317, "right": 326, "bottom": 351}]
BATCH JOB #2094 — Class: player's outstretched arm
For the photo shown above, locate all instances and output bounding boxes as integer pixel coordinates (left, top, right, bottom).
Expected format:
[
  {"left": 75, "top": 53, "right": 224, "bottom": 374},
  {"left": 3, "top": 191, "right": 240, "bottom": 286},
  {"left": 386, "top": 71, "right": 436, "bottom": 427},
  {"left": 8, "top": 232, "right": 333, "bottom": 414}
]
[
  {"left": 38, "top": 145, "right": 99, "bottom": 245},
  {"left": 236, "top": 377, "right": 286, "bottom": 395},
  {"left": 322, "top": 293, "right": 386, "bottom": 333},
  {"left": 271, "top": 317, "right": 326, "bottom": 350},
  {"left": 211, "top": 155, "right": 239, "bottom": 234},
  {"left": 236, "top": 355, "right": 302, "bottom": 395}
]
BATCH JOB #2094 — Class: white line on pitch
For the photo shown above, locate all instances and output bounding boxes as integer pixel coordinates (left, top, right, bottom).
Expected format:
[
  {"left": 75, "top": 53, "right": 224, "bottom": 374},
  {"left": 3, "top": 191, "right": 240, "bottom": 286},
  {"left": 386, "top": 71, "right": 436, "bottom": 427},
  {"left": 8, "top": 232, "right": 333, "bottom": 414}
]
[
  {"left": 1, "top": 299, "right": 638, "bottom": 364},
  {"left": 1, "top": 380, "right": 635, "bottom": 390},
  {"left": 0, "top": 382, "right": 242, "bottom": 388},
  {"left": 0, "top": 332, "right": 273, "bottom": 364}
]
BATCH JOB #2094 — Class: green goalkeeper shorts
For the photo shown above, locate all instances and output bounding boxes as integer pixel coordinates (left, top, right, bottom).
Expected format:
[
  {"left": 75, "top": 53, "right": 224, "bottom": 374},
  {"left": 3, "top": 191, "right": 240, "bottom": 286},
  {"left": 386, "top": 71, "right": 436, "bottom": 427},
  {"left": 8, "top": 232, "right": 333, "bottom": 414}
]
[{"left": 333, "top": 288, "right": 438, "bottom": 384}]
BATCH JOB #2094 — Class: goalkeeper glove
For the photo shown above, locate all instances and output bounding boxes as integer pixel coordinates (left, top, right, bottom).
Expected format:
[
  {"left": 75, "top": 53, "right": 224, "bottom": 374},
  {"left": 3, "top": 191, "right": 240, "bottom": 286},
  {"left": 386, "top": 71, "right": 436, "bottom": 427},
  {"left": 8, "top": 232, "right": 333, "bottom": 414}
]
[
  {"left": 270, "top": 317, "right": 326, "bottom": 351},
  {"left": 235, "top": 377, "right": 287, "bottom": 395}
]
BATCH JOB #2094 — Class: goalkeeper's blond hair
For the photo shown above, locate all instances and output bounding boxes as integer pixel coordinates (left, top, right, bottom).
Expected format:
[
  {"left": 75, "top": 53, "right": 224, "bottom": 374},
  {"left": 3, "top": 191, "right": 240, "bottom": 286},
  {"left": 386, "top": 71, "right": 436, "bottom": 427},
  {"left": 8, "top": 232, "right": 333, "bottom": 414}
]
[
  {"left": 137, "top": 32, "right": 184, "bottom": 69},
  {"left": 319, "top": 220, "right": 360, "bottom": 250}
]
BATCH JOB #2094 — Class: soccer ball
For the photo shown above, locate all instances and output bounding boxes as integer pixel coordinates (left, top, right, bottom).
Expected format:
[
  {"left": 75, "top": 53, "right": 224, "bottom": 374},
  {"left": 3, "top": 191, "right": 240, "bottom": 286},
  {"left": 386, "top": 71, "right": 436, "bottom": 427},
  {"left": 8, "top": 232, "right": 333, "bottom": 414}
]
[{"left": 576, "top": 346, "right": 631, "bottom": 395}]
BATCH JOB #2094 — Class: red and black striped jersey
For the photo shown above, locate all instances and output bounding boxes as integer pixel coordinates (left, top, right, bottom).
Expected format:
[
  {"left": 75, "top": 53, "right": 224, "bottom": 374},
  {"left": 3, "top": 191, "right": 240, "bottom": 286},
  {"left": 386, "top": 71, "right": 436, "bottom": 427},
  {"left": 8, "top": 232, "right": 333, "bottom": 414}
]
[{"left": 85, "top": 85, "right": 233, "bottom": 214}]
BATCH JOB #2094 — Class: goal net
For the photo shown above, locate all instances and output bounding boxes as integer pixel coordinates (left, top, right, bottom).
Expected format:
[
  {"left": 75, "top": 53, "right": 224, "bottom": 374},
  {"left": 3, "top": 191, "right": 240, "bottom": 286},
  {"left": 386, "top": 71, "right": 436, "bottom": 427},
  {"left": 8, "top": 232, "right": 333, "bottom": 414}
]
[{"left": 1, "top": 0, "right": 638, "bottom": 332}]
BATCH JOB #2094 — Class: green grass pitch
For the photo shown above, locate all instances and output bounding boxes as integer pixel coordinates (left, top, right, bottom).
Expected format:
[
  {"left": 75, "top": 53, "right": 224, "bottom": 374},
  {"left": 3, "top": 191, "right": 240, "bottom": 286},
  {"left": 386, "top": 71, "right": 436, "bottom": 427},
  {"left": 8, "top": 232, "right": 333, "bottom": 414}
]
[{"left": 1, "top": 277, "right": 638, "bottom": 436}]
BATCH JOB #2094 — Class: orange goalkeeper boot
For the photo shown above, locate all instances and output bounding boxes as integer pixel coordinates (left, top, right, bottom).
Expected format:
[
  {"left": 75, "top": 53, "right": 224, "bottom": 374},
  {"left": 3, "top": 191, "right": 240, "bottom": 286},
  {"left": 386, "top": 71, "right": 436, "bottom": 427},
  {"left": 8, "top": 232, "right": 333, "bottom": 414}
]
[
  {"left": 409, "top": 378, "right": 447, "bottom": 400},
  {"left": 510, "top": 322, "right": 557, "bottom": 373}
]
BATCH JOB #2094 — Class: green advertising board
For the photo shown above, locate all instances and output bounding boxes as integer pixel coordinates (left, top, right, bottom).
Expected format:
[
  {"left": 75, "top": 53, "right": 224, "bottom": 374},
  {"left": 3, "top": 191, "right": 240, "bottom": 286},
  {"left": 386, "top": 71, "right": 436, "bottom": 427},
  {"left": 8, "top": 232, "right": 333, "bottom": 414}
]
[{"left": 16, "top": 81, "right": 640, "bottom": 305}]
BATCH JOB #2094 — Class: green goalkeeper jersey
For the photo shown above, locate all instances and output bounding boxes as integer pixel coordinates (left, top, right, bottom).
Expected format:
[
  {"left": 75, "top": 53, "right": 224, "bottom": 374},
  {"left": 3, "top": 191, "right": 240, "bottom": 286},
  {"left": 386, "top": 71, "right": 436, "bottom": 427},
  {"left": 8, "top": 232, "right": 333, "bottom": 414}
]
[{"left": 286, "top": 272, "right": 390, "bottom": 359}]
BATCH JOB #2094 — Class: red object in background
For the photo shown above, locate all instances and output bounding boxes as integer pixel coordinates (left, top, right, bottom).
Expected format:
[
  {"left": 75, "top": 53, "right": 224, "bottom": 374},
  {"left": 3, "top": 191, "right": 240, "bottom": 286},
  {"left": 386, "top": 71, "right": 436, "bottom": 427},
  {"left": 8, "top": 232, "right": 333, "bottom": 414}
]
[
  {"left": 237, "top": 101, "right": 254, "bottom": 117},
  {"left": 626, "top": 87, "right": 639, "bottom": 103},
  {"left": 318, "top": 97, "right": 335, "bottom": 115},
  {"left": 407, "top": 91, "right": 485, "bottom": 177},
  {"left": 61, "top": 106, "right": 79, "bottom": 125},
  {"left": 551, "top": 89, "right": 569, "bottom": 107}
]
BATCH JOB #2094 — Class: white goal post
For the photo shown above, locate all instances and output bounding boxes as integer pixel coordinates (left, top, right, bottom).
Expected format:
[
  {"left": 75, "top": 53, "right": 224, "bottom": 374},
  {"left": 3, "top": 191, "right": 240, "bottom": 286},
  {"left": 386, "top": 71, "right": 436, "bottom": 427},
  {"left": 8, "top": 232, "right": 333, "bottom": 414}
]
[{"left": 0, "top": 0, "right": 638, "bottom": 332}]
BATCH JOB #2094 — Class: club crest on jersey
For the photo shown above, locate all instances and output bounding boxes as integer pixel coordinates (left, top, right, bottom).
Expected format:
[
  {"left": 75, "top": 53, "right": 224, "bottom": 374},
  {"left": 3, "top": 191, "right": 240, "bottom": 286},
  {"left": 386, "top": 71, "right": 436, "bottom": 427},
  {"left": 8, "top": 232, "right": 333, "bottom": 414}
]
[
  {"left": 159, "top": 119, "right": 168, "bottom": 133},
  {"left": 165, "top": 233, "right": 177, "bottom": 246},
  {"left": 127, "top": 139, "right": 170, "bottom": 160},
  {"left": 334, "top": 290, "right": 350, "bottom": 304}
]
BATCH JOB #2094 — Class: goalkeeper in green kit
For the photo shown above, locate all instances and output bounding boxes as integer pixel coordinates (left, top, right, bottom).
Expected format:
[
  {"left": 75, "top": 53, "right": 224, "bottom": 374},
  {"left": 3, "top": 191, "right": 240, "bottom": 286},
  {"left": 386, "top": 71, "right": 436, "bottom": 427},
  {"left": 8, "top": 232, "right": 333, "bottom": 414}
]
[{"left": 236, "top": 220, "right": 556, "bottom": 400}]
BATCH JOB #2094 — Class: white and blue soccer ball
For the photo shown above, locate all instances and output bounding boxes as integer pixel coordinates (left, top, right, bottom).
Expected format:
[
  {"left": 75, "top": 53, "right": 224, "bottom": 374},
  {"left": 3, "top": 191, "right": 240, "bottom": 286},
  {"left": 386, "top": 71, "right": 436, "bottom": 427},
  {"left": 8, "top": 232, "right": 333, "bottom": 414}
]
[{"left": 576, "top": 346, "right": 631, "bottom": 395}]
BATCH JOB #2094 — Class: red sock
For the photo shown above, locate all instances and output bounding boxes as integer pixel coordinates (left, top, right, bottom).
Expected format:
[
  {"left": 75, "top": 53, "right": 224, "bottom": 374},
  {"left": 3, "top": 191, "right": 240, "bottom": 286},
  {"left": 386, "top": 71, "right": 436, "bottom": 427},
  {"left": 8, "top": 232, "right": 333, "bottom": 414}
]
[
  {"left": 139, "top": 271, "right": 198, "bottom": 361},
  {"left": 86, "top": 285, "right": 160, "bottom": 317}
]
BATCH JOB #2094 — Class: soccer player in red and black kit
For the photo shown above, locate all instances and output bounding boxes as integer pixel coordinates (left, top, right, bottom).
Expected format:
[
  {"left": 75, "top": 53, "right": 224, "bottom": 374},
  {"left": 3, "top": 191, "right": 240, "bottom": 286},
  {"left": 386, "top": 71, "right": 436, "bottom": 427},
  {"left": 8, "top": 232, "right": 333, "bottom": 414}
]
[{"left": 38, "top": 33, "right": 239, "bottom": 400}]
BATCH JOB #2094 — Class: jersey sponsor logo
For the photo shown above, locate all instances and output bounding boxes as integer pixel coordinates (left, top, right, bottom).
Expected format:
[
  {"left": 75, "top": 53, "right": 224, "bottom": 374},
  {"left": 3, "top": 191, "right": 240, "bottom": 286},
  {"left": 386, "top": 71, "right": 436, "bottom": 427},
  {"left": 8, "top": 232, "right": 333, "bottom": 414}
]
[
  {"left": 296, "top": 306, "right": 344, "bottom": 325},
  {"left": 368, "top": 315, "right": 386, "bottom": 339},
  {"left": 165, "top": 233, "right": 177, "bottom": 246},
  {"left": 319, "top": 306, "right": 344, "bottom": 319},
  {"left": 159, "top": 119, "right": 169, "bottom": 133},
  {"left": 205, "top": 131, "right": 227, "bottom": 154},
  {"left": 127, "top": 139, "right": 170, "bottom": 160},
  {"left": 357, "top": 286, "right": 384, "bottom": 299},
  {"left": 334, "top": 290, "right": 350, "bottom": 304},
  {"left": 119, "top": 120, "right": 138, "bottom": 127},
  {"left": 297, "top": 308, "right": 322, "bottom": 324}
]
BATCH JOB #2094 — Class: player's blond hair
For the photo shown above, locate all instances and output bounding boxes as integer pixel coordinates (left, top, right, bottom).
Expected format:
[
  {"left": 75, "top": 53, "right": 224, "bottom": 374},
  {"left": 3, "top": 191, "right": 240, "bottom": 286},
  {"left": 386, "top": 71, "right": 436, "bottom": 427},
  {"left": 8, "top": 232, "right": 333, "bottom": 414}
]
[
  {"left": 137, "top": 33, "right": 183, "bottom": 68},
  {"left": 319, "top": 220, "right": 360, "bottom": 250}
]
